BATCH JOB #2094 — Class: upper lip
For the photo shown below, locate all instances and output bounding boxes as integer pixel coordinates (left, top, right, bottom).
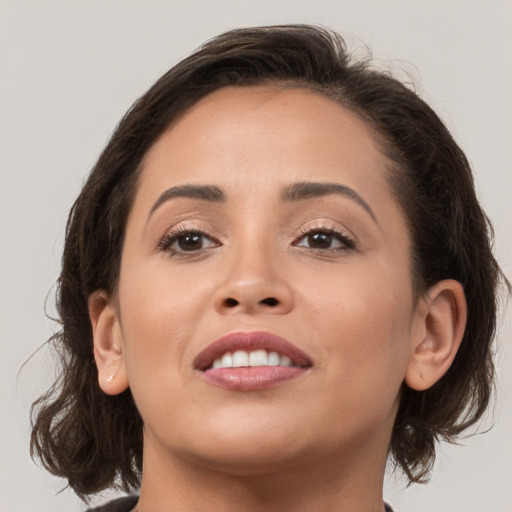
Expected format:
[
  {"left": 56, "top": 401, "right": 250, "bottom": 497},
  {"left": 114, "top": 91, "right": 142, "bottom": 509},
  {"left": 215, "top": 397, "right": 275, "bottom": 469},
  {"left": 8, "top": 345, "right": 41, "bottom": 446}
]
[{"left": 193, "top": 331, "right": 313, "bottom": 370}]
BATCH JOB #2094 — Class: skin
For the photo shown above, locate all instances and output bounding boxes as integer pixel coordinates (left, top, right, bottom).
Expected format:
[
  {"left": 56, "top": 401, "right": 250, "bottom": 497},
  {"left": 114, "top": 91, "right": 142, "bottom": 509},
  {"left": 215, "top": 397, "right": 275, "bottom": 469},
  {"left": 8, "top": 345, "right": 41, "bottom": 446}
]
[{"left": 90, "top": 86, "right": 466, "bottom": 512}]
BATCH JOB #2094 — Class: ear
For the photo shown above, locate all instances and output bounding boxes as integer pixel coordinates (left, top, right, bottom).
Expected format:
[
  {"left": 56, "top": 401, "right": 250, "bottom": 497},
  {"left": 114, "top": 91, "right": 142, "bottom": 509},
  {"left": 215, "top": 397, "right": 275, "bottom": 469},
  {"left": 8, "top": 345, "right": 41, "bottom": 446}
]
[
  {"left": 405, "top": 279, "right": 467, "bottom": 391},
  {"left": 88, "top": 290, "right": 129, "bottom": 395}
]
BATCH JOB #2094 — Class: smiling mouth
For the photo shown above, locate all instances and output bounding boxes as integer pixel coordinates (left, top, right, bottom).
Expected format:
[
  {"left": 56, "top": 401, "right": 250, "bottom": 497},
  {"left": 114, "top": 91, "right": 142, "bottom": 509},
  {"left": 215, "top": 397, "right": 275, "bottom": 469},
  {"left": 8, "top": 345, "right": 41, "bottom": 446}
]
[
  {"left": 194, "top": 331, "right": 312, "bottom": 391},
  {"left": 211, "top": 349, "right": 300, "bottom": 369}
]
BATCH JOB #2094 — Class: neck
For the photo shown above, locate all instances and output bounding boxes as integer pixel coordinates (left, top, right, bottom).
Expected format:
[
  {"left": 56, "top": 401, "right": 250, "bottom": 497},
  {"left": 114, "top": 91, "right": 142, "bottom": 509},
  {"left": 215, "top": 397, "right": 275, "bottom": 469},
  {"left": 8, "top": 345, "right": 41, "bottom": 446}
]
[{"left": 136, "top": 431, "right": 389, "bottom": 512}]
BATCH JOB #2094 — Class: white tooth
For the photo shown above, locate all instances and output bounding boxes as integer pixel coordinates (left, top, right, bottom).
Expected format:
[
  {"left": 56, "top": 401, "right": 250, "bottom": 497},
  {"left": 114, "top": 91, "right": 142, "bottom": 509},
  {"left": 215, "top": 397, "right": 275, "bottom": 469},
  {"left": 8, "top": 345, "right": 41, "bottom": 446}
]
[
  {"left": 212, "top": 358, "right": 222, "bottom": 368},
  {"left": 249, "top": 349, "right": 268, "bottom": 367},
  {"left": 232, "top": 350, "right": 249, "bottom": 367},
  {"left": 221, "top": 353, "right": 233, "bottom": 368},
  {"left": 268, "top": 351, "right": 280, "bottom": 366},
  {"left": 279, "top": 355, "right": 292, "bottom": 367}
]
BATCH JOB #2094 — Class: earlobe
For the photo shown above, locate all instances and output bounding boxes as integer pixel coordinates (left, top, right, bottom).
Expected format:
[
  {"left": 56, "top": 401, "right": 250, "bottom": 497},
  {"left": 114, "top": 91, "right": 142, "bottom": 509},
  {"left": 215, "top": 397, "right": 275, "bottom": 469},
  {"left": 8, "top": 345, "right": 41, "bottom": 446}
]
[
  {"left": 405, "top": 279, "right": 467, "bottom": 391},
  {"left": 88, "top": 290, "right": 129, "bottom": 395}
]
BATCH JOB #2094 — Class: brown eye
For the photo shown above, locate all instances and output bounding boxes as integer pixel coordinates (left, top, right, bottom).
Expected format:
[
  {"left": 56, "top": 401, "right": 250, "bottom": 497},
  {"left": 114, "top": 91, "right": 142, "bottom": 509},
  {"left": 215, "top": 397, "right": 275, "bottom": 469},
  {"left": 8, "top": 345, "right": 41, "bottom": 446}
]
[
  {"left": 159, "top": 229, "right": 220, "bottom": 254},
  {"left": 306, "top": 231, "right": 333, "bottom": 249},
  {"left": 176, "top": 232, "right": 204, "bottom": 251},
  {"left": 295, "top": 229, "right": 354, "bottom": 251}
]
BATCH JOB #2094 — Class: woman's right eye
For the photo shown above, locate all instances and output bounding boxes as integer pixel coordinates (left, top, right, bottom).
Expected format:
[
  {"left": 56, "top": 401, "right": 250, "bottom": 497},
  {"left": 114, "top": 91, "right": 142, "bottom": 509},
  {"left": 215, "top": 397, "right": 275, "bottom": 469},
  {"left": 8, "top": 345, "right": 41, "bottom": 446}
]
[{"left": 158, "top": 229, "right": 220, "bottom": 254}]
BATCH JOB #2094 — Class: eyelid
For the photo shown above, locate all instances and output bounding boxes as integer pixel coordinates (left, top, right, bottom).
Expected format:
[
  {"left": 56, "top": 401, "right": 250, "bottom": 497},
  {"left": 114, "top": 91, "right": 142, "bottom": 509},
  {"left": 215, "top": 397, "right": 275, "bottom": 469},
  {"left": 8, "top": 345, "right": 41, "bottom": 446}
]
[
  {"left": 155, "top": 219, "right": 357, "bottom": 256},
  {"left": 157, "top": 223, "right": 221, "bottom": 255},
  {"left": 293, "top": 222, "right": 358, "bottom": 251}
]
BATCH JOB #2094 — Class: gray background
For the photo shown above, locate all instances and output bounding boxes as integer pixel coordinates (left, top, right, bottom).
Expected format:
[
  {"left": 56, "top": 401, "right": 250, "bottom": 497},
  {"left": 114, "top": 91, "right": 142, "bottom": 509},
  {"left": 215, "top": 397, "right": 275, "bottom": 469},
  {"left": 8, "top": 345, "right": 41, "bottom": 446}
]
[{"left": 1, "top": 1, "right": 510, "bottom": 511}]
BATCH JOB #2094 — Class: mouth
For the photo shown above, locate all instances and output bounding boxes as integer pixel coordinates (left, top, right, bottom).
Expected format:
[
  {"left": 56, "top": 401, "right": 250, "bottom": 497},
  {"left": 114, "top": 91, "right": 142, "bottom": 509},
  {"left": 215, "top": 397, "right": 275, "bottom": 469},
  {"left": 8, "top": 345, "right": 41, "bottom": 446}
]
[{"left": 194, "top": 331, "right": 312, "bottom": 391}]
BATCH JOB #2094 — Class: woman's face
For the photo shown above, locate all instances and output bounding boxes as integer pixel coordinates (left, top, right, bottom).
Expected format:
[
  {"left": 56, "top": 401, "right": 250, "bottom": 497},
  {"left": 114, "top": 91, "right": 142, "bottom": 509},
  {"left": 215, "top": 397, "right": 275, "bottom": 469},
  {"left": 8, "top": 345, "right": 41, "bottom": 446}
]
[{"left": 111, "top": 86, "right": 427, "bottom": 474}]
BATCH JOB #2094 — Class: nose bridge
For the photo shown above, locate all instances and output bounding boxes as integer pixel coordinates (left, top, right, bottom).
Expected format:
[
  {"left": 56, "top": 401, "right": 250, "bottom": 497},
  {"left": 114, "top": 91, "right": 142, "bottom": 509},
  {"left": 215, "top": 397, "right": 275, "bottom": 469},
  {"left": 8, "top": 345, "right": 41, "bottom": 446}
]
[{"left": 213, "top": 230, "right": 293, "bottom": 314}]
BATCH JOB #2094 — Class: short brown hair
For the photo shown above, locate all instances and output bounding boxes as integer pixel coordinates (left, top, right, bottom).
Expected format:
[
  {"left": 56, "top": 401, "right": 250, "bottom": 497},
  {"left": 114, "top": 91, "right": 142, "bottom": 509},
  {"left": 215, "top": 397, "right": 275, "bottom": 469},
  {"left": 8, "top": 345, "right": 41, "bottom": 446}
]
[{"left": 30, "top": 24, "right": 507, "bottom": 498}]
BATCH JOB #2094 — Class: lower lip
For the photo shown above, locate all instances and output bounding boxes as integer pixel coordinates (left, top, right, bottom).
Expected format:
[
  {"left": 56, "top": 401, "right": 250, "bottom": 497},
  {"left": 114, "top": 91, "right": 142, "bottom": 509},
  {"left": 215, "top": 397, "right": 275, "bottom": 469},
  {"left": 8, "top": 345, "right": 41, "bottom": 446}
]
[{"left": 200, "top": 366, "right": 308, "bottom": 391}]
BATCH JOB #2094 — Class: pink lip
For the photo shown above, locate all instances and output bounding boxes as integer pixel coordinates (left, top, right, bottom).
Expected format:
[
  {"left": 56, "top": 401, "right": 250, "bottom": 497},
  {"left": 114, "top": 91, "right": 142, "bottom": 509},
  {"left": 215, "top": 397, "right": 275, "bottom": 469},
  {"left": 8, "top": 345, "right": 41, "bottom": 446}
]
[
  {"left": 194, "top": 331, "right": 312, "bottom": 391},
  {"left": 194, "top": 331, "right": 312, "bottom": 370}
]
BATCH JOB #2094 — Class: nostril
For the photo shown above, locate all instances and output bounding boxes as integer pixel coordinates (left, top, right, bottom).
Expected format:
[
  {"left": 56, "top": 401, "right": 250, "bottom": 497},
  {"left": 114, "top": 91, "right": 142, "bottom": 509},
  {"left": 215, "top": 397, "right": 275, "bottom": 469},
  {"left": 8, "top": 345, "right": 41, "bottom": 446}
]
[
  {"left": 224, "top": 298, "right": 239, "bottom": 308},
  {"left": 221, "top": 296, "right": 280, "bottom": 309}
]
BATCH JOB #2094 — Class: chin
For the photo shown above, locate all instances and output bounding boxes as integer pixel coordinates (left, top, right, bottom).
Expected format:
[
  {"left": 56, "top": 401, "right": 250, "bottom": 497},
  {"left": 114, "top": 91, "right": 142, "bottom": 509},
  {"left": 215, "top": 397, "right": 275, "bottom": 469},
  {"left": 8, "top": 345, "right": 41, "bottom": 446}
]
[
  {"left": 181, "top": 436, "right": 313, "bottom": 477},
  {"left": 159, "top": 413, "right": 316, "bottom": 474}
]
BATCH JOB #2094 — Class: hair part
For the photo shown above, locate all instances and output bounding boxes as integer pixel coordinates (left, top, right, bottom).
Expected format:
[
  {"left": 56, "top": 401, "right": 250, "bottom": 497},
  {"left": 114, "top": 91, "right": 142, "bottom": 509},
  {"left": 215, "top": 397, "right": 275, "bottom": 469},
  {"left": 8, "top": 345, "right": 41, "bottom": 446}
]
[{"left": 30, "top": 24, "right": 506, "bottom": 497}]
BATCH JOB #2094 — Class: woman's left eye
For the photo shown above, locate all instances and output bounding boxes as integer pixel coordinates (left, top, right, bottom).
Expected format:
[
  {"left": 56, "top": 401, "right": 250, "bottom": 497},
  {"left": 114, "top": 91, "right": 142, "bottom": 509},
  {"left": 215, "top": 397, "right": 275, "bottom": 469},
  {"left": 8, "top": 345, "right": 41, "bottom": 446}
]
[
  {"left": 158, "top": 229, "right": 220, "bottom": 254},
  {"left": 294, "top": 229, "right": 355, "bottom": 251}
]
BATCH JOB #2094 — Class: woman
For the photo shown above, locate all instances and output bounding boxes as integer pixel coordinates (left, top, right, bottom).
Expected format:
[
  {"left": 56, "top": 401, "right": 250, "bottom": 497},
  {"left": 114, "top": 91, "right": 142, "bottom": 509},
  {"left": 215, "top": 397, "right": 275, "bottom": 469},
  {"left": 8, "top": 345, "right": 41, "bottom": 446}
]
[{"left": 30, "top": 25, "right": 505, "bottom": 512}]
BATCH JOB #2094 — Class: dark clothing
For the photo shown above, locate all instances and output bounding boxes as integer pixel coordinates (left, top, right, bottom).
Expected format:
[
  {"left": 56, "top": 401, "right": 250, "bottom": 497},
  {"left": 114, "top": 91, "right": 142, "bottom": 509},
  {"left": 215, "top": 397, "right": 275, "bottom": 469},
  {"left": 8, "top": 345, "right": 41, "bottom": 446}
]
[
  {"left": 87, "top": 495, "right": 395, "bottom": 511},
  {"left": 86, "top": 495, "right": 138, "bottom": 512}
]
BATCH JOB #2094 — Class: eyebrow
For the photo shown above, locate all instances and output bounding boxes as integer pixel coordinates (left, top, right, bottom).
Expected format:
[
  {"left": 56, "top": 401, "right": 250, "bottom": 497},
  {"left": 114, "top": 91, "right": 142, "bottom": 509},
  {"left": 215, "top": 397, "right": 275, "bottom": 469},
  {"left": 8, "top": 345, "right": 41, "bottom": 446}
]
[
  {"left": 280, "top": 181, "right": 378, "bottom": 224},
  {"left": 147, "top": 181, "right": 377, "bottom": 225},
  {"left": 148, "top": 184, "right": 225, "bottom": 220}
]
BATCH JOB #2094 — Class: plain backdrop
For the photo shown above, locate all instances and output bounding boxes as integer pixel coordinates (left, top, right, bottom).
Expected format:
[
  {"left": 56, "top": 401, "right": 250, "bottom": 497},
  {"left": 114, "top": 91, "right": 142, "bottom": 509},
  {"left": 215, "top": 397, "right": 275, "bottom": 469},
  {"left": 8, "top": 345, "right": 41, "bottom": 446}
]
[{"left": 0, "top": 1, "right": 511, "bottom": 511}]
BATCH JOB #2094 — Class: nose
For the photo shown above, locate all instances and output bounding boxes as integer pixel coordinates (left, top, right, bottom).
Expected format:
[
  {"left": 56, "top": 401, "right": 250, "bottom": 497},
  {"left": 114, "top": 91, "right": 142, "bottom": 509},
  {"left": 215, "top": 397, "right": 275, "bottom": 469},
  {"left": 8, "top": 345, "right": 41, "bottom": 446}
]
[{"left": 213, "top": 245, "right": 294, "bottom": 316}]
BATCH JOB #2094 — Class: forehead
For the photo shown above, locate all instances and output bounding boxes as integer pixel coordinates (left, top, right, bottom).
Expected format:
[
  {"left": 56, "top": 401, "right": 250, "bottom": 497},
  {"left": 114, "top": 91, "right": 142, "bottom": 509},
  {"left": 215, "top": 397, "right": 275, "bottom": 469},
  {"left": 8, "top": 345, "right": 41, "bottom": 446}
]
[{"left": 137, "top": 86, "right": 393, "bottom": 199}]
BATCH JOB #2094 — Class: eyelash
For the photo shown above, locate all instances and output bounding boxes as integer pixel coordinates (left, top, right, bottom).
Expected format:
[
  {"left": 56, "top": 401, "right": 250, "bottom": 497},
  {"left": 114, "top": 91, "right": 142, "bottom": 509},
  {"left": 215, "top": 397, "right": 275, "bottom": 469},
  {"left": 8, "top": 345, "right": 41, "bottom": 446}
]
[
  {"left": 157, "top": 224, "right": 356, "bottom": 256},
  {"left": 157, "top": 226, "right": 220, "bottom": 255},
  {"left": 293, "top": 225, "right": 356, "bottom": 252}
]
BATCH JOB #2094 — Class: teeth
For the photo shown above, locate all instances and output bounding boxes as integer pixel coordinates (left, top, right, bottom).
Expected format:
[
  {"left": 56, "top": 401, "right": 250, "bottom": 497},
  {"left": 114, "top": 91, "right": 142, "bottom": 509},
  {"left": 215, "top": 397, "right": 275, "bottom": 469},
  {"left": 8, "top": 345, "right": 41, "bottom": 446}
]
[
  {"left": 249, "top": 349, "right": 268, "bottom": 366},
  {"left": 232, "top": 350, "right": 249, "bottom": 367},
  {"left": 211, "top": 350, "right": 296, "bottom": 369},
  {"left": 221, "top": 353, "right": 233, "bottom": 367},
  {"left": 279, "top": 355, "right": 292, "bottom": 366},
  {"left": 268, "top": 351, "right": 280, "bottom": 366}
]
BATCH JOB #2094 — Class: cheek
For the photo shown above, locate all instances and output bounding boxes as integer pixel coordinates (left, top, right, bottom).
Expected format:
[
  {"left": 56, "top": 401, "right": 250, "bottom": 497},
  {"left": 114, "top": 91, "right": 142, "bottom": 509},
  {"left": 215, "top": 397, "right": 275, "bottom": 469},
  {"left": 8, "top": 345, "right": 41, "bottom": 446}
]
[
  {"left": 302, "top": 260, "right": 415, "bottom": 382},
  {"left": 117, "top": 259, "right": 215, "bottom": 381},
  {"left": 116, "top": 265, "right": 217, "bottom": 429}
]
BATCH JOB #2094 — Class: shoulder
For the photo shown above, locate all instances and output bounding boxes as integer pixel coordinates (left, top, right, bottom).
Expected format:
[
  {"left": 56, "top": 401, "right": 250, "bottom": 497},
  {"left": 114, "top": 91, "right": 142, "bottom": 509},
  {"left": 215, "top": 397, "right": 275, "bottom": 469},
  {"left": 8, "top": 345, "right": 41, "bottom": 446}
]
[{"left": 86, "top": 495, "right": 138, "bottom": 512}]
